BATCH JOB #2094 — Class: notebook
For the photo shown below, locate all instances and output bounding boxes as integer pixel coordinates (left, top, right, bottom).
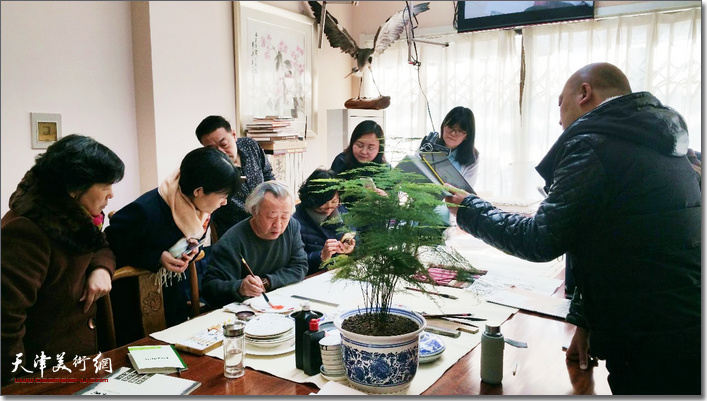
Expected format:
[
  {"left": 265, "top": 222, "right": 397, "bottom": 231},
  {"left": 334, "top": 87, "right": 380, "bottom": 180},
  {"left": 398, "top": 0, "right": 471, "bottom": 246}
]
[
  {"left": 127, "top": 345, "right": 187, "bottom": 374},
  {"left": 75, "top": 366, "right": 201, "bottom": 395}
]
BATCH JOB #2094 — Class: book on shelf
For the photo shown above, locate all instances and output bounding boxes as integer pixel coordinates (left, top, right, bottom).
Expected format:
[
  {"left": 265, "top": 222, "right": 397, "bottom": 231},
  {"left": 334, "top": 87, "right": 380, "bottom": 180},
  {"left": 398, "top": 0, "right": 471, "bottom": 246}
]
[
  {"left": 127, "top": 344, "right": 187, "bottom": 374},
  {"left": 75, "top": 366, "right": 201, "bottom": 396},
  {"left": 253, "top": 115, "right": 294, "bottom": 121},
  {"left": 394, "top": 151, "right": 473, "bottom": 198},
  {"left": 247, "top": 125, "right": 296, "bottom": 132},
  {"left": 247, "top": 122, "right": 292, "bottom": 129},
  {"left": 259, "top": 139, "right": 307, "bottom": 152},
  {"left": 247, "top": 133, "right": 299, "bottom": 141}
]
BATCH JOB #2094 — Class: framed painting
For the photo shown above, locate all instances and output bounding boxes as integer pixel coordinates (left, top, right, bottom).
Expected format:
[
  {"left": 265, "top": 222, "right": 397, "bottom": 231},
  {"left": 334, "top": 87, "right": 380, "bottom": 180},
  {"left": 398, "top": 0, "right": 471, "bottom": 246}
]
[
  {"left": 30, "top": 112, "right": 62, "bottom": 149},
  {"left": 234, "top": 1, "right": 317, "bottom": 137}
]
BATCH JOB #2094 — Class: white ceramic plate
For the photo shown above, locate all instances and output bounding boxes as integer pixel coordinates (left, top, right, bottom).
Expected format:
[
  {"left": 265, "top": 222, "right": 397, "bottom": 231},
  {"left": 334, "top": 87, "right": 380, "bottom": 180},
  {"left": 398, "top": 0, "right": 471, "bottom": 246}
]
[
  {"left": 419, "top": 331, "right": 446, "bottom": 363},
  {"left": 246, "top": 339, "right": 295, "bottom": 356},
  {"left": 245, "top": 315, "right": 295, "bottom": 339},
  {"left": 245, "top": 330, "right": 295, "bottom": 348},
  {"left": 248, "top": 295, "right": 300, "bottom": 314}
]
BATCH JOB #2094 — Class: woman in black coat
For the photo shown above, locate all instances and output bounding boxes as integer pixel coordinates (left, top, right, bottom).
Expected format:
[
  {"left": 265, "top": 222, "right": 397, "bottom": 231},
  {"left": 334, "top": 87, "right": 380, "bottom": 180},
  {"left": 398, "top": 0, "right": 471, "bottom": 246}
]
[
  {"left": 293, "top": 169, "right": 355, "bottom": 276},
  {"left": 105, "top": 147, "right": 240, "bottom": 328}
]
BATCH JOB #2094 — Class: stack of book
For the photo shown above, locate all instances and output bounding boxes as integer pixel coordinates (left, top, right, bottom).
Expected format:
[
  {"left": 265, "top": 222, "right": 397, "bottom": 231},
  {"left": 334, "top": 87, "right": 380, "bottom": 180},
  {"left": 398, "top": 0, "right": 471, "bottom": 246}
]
[
  {"left": 127, "top": 344, "right": 188, "bottom": 374},
  {"left": 246, "top": 116, "right": 299, "bottom": 142},
  {"left": 259, "top": 139, "right": 307, "bottom": 155}
]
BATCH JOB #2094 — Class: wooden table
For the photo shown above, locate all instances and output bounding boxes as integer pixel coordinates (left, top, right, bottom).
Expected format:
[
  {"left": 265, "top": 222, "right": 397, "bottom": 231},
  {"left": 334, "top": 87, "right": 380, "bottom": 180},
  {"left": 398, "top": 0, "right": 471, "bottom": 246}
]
[{"left": 1, "top": 282, "right": 611, "bottom": 395}]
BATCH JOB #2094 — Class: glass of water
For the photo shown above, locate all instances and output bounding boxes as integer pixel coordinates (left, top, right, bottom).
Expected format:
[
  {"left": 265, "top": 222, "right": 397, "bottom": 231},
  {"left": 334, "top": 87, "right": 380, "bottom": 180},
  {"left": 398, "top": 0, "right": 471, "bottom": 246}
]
[{"left": 223, "top": 322, "right": 245, "bottom": 378}]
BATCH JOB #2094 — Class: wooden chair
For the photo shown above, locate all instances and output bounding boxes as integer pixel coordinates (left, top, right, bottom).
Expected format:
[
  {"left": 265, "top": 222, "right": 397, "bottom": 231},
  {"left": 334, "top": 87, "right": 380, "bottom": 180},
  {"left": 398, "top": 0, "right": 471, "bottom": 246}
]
[
  {"left": 97, "top": 212, "right": 205, "bottom": 350},
  {"left": 97, "top": 251, "right": 204, "bottom": 351}
]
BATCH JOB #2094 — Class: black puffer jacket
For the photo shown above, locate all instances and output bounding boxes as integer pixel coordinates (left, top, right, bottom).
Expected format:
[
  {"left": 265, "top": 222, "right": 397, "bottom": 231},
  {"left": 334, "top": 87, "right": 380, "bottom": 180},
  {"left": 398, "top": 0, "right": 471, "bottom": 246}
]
[{"left": 456, "top": 92, "right": 701, "bottom": 359}]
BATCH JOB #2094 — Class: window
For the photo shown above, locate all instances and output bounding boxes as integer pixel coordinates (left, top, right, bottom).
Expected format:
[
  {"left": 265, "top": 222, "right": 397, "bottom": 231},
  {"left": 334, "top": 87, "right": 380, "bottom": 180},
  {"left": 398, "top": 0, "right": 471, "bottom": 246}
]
[{"left": 373, "top": 8, "right": 701, "bottom": 200}]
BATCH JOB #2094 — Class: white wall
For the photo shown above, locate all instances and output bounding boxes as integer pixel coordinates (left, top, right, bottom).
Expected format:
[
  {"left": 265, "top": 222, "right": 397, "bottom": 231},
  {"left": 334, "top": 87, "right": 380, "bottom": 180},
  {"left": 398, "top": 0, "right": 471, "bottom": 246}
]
[
  {"left": 0, "top": 1, "right": 358, "bottom": 218},
  {"left": 1, "top": 1, "right": 140, "bottom": 216},
  {"left": 144, "top": 1, "right": 239, "bottom": 186}
]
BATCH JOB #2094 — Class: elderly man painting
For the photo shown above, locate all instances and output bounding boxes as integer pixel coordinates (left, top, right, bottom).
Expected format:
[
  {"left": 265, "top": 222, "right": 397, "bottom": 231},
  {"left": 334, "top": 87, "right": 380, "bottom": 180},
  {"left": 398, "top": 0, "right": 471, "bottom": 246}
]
[{"left": 202, "top": 181, "right": 307, "bottom": 308}]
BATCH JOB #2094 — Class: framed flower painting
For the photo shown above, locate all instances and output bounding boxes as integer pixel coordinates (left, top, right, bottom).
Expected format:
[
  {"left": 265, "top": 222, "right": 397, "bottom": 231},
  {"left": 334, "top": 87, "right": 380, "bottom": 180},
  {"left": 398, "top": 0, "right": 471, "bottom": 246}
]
[{"left": 234, "top": 2, "right": 317, "bottom": 137}]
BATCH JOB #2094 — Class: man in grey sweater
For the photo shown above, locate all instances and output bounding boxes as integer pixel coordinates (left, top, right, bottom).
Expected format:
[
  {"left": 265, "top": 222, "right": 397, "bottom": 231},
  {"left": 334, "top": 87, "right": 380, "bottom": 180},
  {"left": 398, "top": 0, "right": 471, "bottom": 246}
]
[{"left": 202, "top": 181, "right": 307, "bottom": 308}]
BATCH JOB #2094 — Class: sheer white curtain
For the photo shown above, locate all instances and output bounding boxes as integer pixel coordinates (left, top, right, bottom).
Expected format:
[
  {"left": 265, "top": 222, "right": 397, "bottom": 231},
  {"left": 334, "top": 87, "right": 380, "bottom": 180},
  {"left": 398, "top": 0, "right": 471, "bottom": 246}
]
[
  {"left": 373, "top": 29, "right": 520, "bottom": 198},
  {"left": 521, "top": 8, "right": 701, "bottom": 199},
  {"left": 373, "top": 8, "right": 700, "bottom": 200}
]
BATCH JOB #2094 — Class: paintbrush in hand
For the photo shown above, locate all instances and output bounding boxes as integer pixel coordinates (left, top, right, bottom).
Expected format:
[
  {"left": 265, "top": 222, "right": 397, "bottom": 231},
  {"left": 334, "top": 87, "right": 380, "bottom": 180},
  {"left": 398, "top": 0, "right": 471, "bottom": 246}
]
[{"left": 241, "top": 257, "right": 283, "bottom": 310}]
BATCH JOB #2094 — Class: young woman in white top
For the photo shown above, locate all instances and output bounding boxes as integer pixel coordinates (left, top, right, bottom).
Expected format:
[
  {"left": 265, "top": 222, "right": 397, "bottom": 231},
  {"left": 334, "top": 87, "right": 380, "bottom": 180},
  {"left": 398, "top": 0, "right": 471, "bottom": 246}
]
[{"left": 436, "top": 106, "right": 479, "bottom": 187}]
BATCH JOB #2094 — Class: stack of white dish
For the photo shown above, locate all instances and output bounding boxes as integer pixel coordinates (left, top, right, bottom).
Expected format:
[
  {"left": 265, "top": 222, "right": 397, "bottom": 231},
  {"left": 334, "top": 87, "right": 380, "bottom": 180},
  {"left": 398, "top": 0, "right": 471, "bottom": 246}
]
[
  {"left": 319, "top": 331, "right": 346, "bottom": 382},
  {"left": 244, "top": 315, "right": 295, "bottom": 355}
]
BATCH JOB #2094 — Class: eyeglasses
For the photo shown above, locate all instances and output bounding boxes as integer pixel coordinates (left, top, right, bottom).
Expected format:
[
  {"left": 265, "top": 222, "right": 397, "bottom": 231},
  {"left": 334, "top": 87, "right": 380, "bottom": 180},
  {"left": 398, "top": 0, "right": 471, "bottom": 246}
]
[{"left": 444, "top": 127, "right": 467, "bottom": 137}]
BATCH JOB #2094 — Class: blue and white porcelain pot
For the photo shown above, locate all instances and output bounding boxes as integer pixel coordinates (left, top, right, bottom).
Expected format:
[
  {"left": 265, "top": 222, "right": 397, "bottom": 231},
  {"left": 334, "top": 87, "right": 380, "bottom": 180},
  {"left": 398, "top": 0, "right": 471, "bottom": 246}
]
[{"left": 333, "top": 307, "right": 426, "bottom": 394}]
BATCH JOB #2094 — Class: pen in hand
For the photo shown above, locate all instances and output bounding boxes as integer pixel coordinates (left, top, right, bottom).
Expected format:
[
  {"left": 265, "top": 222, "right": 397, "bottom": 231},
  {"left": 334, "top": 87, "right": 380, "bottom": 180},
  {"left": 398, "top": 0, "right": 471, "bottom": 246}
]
[{"left": 405, "top": 286, "right": 458, "bottom": 300}]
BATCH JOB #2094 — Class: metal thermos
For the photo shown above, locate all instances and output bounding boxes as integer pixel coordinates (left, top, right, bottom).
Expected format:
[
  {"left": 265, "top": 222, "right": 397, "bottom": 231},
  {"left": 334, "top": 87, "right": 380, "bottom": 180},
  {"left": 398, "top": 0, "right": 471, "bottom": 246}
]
[{"left": 480, "top": 324, "right": 504, "bottom": 384}]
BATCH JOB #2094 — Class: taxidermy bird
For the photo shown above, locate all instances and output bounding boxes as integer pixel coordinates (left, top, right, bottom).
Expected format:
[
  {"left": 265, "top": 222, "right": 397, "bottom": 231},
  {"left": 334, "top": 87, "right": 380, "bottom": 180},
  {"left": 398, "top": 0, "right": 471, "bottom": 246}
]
[{"left": 309, "top": 1, "right": 430, "bottom": 98}]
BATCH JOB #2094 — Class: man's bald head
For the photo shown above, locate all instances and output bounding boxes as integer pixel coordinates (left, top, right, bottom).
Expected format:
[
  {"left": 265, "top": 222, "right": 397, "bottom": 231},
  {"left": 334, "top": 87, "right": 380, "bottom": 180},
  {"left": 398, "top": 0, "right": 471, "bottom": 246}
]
[
  {"left": 571, "top": 62, "right": 632, "bottom": 100},
  {"left": 559, "top": 62, "right": 632, "bottom": 130}
]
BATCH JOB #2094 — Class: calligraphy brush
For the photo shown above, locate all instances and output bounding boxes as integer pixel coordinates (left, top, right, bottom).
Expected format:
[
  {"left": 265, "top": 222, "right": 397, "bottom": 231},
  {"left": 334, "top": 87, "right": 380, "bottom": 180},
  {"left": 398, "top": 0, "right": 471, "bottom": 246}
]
[
  {"left": 405, "top": 286, "right": 458, "bottom": 300},
  {"left": 241, "top": 257, "right": 282, "bottom": 310},
  {"left": 420, "top": 313, "right": 485, "bottom": 320}
]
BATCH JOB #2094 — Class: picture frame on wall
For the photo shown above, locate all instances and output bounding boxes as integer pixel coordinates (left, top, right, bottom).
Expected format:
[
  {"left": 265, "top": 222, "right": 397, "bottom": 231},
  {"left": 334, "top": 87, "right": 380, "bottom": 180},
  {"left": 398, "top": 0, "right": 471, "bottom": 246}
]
[
  {"left": 30, "top": 112, "right": 62, "bottom": 149},
  {"left": 234, "top": 1, "right": 318, "bottom": 138}
]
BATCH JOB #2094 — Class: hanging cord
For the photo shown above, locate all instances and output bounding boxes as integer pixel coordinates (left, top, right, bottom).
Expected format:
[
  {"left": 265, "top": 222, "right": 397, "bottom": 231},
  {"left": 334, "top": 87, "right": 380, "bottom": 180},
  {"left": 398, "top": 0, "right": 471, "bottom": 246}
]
[
  {"left": 404, "top": 2, "right": 435, "bottom": 134},
  {"left": 416, "top": 64, "right": 435, "bottom": 135}
]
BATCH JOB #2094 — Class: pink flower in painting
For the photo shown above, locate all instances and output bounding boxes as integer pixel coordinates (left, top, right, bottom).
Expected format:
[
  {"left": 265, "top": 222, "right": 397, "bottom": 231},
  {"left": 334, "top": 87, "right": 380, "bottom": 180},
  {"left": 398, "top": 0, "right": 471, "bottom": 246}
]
[
  {"left": 297, "top": 65, "right": 305, "bottom": 75},
  {"left": 264, "top": 50, "right": 271, "bottom": 60},
  {"left": 296, "top": 46, "right": 304, "bottom": 56},
  {"left": 278, "top": 41, "right": 288, "bottom": 53},
  {"left": 261, "top": 37, "right": 267, "bottom": 47}
]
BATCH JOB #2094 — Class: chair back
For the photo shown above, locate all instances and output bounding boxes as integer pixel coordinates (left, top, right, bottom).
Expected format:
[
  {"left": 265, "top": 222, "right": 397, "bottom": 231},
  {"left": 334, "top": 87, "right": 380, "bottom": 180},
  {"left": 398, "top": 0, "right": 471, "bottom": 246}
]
[{"left": 97, "top": 212, "right": 204, "bottom": 351}]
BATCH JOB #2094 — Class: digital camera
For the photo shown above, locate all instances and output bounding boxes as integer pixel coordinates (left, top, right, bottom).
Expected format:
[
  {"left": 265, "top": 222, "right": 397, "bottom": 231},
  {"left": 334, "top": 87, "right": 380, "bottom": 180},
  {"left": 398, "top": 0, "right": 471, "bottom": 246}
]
[{"left": 419, "top": 131, "right": 450, "bottom": 155}]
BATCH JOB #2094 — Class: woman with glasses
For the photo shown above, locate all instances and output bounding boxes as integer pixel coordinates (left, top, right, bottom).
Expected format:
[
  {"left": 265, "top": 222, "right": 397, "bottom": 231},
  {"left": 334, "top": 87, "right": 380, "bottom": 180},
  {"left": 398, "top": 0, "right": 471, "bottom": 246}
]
[
  {"left": 434, "top": 106, "right": 480, "bottom": 187},
  {"left": 293, "top": 169, "right": 356, "bottom": 276},
  {"left": 330, "top": 120, "right": 388, "bottom": 177}
]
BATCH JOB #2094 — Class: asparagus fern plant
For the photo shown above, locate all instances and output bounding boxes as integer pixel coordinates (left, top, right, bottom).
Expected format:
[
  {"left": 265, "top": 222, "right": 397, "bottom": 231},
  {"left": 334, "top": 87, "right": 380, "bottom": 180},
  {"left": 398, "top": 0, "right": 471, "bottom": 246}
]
[{"left": 320, "top": 164, "right": 482, "bottom": 335}]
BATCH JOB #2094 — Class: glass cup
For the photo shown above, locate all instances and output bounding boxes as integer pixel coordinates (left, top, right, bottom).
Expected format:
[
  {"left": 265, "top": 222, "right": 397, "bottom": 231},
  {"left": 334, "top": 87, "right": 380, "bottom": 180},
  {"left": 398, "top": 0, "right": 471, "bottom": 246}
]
[{"left": 223, "top": 322, "right": 246, "bottom": 378}]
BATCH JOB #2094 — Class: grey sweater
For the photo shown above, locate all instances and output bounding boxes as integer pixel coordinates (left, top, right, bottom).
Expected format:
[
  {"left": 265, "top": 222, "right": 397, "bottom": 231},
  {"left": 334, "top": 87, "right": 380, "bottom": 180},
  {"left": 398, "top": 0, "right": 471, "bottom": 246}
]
[{"left": 202, "top": 217, "right": 307, "bottom": 308}]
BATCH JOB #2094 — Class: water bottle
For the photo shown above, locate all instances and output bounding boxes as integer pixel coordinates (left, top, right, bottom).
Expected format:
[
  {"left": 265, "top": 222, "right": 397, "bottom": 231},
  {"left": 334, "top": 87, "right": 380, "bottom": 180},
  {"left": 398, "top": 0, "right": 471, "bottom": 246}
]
[
  {"left": 223, "top": 322, "right": 245, "bottom": 378},
  {"left": 480, "top": 324, "right": 504, "bottom": 384}
]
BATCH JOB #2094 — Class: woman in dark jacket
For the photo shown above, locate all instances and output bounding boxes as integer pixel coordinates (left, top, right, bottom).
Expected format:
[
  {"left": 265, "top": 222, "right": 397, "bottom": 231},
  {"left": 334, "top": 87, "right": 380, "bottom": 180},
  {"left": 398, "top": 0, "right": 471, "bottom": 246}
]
[
  {"left": 293, "top": 169, "right": 355, "bottom": 276},
  {"left": 330, "top": 120, "right": 388, "bottom": 177},
  {"left": 105, "top": 147, "right": 240, "bottom": 328},
  {"left": 1, "top": 135, "right": 125, "bottom": 384},
  {"left": 330, "top": 120, "right": 390, "bottom": 201}
]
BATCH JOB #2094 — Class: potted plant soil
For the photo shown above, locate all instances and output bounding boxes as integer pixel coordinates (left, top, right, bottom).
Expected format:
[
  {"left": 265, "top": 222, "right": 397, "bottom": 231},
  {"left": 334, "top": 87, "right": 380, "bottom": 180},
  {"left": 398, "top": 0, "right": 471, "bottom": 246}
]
[{"left": 321, "top": 164, "right": 479, "bottom": 393}]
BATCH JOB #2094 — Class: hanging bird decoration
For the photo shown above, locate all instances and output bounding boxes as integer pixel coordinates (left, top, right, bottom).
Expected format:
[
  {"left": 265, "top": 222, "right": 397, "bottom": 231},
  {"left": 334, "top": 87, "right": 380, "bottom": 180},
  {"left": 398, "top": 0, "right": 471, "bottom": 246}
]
[{"left": 309, "top": 1, "right": 430, "bottom": 108}]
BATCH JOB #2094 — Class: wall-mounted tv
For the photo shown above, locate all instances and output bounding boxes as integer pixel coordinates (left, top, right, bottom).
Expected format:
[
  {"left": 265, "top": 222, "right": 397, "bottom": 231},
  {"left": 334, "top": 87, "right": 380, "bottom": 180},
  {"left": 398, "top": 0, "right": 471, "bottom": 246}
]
[{"left": 456, "top": 1, "right": 595, "bottom": 33}]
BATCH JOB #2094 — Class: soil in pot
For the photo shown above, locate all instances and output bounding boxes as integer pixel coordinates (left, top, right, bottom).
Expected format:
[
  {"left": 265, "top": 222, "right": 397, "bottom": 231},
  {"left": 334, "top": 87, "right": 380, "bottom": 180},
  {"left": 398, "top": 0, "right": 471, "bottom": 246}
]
[{"left": 341, "top": 312, "right": 419, "bottom": 336}]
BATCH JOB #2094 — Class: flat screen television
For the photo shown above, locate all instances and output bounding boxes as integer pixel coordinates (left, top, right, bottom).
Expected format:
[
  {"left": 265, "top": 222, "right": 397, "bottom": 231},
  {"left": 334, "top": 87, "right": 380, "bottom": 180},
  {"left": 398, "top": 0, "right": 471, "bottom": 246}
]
[{"left": 456, "top": 1, "right": 595, "bottom": 33}]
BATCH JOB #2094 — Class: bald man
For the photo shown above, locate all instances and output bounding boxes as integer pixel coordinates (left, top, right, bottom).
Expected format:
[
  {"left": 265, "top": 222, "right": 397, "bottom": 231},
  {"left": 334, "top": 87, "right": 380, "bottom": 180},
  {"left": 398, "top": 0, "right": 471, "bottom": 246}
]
[{"left": 446, "top": 63, "right": 700, "bottom": 395}]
